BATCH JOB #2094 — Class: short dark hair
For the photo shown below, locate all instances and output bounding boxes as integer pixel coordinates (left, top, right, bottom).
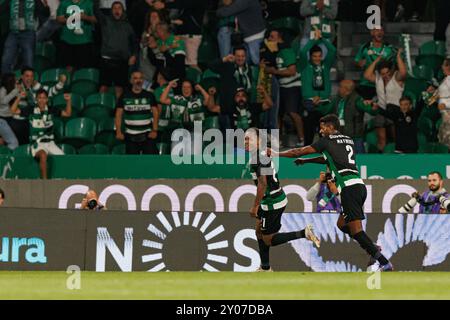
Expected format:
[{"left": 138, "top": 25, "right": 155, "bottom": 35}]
[
  {"left": 309, "top": 45, "right": 322, "bottom": 56},
  {"left": 21, "top": 67, "right": 34, "bottom": 75},
  {"left": 428, "top": 171, "right": 443, "bottom": 180},
  {"left": 36, "top": 88, "right": 48, "bottom": 97},
  {"left": 399, "top": 95, "right": 412, "bottom": 104},
  {"left": 233, "top": 46, "right": 247, "bottom": 55},
  {"left": 376, "top": 60, "right": 393, "bottom": 72},
  {"left": 0, "top": 188, "right": 4, "bottom": 200},
  {"left": 319, "top": 114, "right": 340, "bottom": 131},
  {"left": 270, "top": 28, "right": 284, "bottom": 41}
]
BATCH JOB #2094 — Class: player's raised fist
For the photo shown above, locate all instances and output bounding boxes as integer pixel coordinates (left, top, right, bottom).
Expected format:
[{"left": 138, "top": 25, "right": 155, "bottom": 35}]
[{"left": 294, "top": 158, "right": 305, "bottom": 166}]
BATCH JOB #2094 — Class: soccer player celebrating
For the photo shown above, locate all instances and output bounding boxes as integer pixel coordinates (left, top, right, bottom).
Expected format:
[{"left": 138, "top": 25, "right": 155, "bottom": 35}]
[
  {"left": 244, "top": 128, "right": 320, "bottom": 272},
  {"left": 268, "top": 115, "right": 394, "bottom": 271}
]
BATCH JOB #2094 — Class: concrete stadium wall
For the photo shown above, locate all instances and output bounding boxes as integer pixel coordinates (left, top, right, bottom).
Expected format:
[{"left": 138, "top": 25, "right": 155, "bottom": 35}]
[
  {"left": 0, "top": 179, "right": 447, "bottom": 213},
  {"left": 0, "top": 208, "right": 449, "bottom": 272}
]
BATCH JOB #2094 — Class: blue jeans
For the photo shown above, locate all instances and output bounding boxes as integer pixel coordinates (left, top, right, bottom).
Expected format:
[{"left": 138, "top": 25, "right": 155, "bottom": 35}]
[
  {"left": 0, "top": 119, "right": 19, "bottom": 150},
  {"left": 218, "top": 26, "right": 233, "bottom": 59},
  {"left": 244, "top": 37, "right": 264, "bottom": 66},
  {"left": 1, "top": 30, "right": 36, "bottom": 74},
  {"left": 36, "top": 19, "right": 61, "bottom": 42}
]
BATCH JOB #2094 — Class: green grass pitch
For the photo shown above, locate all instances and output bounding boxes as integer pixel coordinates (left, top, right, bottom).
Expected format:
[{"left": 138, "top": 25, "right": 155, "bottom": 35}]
[{"left": 0, "top": 272, "right": 449, "bottom": 299}]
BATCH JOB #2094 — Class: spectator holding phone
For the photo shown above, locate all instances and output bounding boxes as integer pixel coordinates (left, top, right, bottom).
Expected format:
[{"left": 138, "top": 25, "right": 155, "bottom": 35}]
[{"left": 306, "top": 171, "right": 341, "bottom": 213}]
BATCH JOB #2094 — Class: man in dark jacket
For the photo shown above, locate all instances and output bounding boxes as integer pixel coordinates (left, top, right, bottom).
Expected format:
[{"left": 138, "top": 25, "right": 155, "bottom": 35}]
[
  {"left": 331, "top": 80, "right": 378, "bottom": 153},
  {"left": 217, "top": 0, "right": 266, "bottom": 65},
  {"left": 96, "top": 1, "right": 138, "bottom": 99}
]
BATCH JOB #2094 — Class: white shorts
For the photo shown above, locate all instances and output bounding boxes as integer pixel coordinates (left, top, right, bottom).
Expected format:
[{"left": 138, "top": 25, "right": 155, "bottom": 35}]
[{"left": 31, "top": 141, "right": 64, "bottom": 157}]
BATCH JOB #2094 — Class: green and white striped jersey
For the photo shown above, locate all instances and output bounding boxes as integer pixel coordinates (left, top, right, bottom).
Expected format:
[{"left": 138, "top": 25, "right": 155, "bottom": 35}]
[
  {"left": 250, "top": 151, "right": 288, "bottom": 211},
  {"left": 311, "top": 133, "right": 364, "bottom": 192},
  {"left": 117, "top": 90, "right": 157, "bottom": 135},
  {"left": 276, "top": 47, "right": 301, "bottom": 88},
  {"left": 29, "top": 105, "right": 60, "bottom": 146}
]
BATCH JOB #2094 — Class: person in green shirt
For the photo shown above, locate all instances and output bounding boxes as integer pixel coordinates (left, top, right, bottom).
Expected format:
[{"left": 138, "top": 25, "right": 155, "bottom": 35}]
[
  {"left": 331, "top": 80, "right": 379, "bottom": 153},
  {"left": 299, "top": 30, "right": 336, "bottom": 145},
  {"left": 155, "top": 22, "right": 186, "bottom": 80},
  {"left": 56, "top": 0, "right": 97, "bottom": 70},
  {"left": 153, "top": 68, "right": 175, "bottom": 144},
  {"left": 354, "top": 26, "right": 395, "bottom": 100}
]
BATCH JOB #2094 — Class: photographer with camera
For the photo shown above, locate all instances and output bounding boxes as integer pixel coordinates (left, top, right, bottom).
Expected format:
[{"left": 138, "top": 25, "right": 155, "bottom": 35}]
[
  {"left": 399, "top": 171, "right": 448, "bottom": 214},
  {"left": 80, "top": 190, "right": 105, "bottom": 211},
  {"left": 306, "top": 170, "right": 341, "bottom": 213}
]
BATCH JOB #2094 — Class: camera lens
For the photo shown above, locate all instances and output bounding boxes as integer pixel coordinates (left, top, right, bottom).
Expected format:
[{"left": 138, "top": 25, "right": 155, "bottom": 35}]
[{"left": 87, "top": 199, "right": 97, "bottom": 210}]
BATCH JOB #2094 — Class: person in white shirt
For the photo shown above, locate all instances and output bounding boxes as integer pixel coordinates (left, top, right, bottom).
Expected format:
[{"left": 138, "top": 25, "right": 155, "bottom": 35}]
[
  {"left": 437, "top": 59, "right": 450, "bottom": 149},
  {"left": 363, "top": 48, "right": 407, "bottom": 152}
]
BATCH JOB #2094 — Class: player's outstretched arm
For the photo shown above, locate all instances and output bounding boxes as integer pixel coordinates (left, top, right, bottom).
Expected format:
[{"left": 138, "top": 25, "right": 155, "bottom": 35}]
[
  {"left": 270, "top": 146, "right": 318, "bottom": 158},
  {"left": 295, "top": 156, "right": 327, "bottom": 166}
]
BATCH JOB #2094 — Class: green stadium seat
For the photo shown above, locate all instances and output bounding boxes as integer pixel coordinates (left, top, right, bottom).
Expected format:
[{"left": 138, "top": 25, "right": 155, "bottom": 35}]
[
  {"left": 431, "top": 143, "right": 449, "bottom": 154},
  {"left": 419, "top": 40, "right": 446, "bottom": 56},
  {"left": 78, "top": 143, "right": 109, "bottom": 155},
  {"left": 95, "top": 117, "right": 121, "bottom": 149},
  {"left": 51, "top": 93, "right": 84, "bottom": 118},
  {"left": 34, "top": 42, "right": 56, "bottom": 73},
  {"left": 111, "top": 143, "right": 126, "bottom": 154},
  {"left": 62, "top": 117, "right": 97, "bottom": 148},
  {"left": 57, "top": 143, "right": 76, "bottom": 154},
  {"left": 185, "top": 67, "right": 202, "bottom": 83},
  {"left": 202, "top": 69, "right": 220, "bottom": 80},
  {"left": 0, "top": 145, "right": 11, "bottom": 155},
  {"left": 157, "top": 142, "right": 170, "bottom": 155},
  {"left": 71, "top": 68, "right": 99, "bottom": 98},
  {"left": 53, "top": 117, "right": 65, "bottom": 143},
  {"left": 83, "top": 93, "right": 116, "bottom": 122},
  {"left": 404, "top": 77, "right": 428, "bottom": 100},
  {"left": 365, "top": 130, "right": 378, "bottom": 153},
  {"left": 412, "top": 65, "right": 434, "bottom": 81},
  {"left": 40, "top": 68, "right": 71, "bottom": 88},
  {"left": 204, "top": 116, "right": 220, "bottom": 130},
  {"left": 418, "top": 117, "right": 433, "bottom": 140},
  {"left": 417, "top": 132, "right": 428, "bottom": 153},
  {"left": 12, "top": 144, "right": 31, "bottom": 156}
]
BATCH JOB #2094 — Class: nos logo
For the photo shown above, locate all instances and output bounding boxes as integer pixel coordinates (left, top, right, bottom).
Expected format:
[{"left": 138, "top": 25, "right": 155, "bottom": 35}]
[{"left": 95, "top": 211, "right": 260, "bottom": 272}]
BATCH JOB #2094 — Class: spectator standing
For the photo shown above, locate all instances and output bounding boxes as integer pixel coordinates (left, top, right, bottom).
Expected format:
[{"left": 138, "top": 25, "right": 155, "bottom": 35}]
[
  {"left": 208, "top": 47, "right": 252, "bottom": 131},
  {"left": 437, "top": 59, "right": 450, "bottom": 148},
  {"left": 56, "top": 0, "right": 97, "bottom": 71},
  {"left": 217, "top": 0, "right": 235, "bottom": 59},
  {"left": 9, "top": 67, "right": 66, "bottom": 145},
  {"left": 232, "top": 86, "right": 272, "bottom": 130},
  {"left": 299, "top": 31, "right": 336, "bottom": 145},
  {"left": 0, "top": 73, "right": 20, "bottom": 150},
  {"left": 306, "top": 171, "right": 341, "bottom": 213},
  {"left": 299, "top": 0, "right": 338, "bottom": 57},
  {"left": 153, "top": 68, "right": 175, "bottom": 143},
  {"left": 331, "top": 80, "right": 378, "bottom": 153},
  {"left": 265, "top": 29, "right": 304, "bottom": 146},
  {"left": 377, "top": 95, "right": 424, "bottom": 153},
  {"left": 11, "top": 89, "right": 71, "bottom": 179},
  {"left": 98, "top": 0, "right": 126, "bottom": 15},
  {"left": 36, "top": 0, "right": 62, "bottom": 42},
  {"left": 1, "top": 0, "right": 48, "bottom": 73},
  {"left": 96, "top": 1, "right": 138, "bottom": 100},
  {"left": 158, "top": 0, "right": 207, "bottom": 70},
  {"left": 364, "top": 50, "right": 407, "bottom": 152},
  {"left": 155, "top": 22, "right": 186, "bottom": 81},
  {"left": 216, "top": 0, "right": 266, "bottom": 65},
  {"left": 115, "top": 71, "right": 159, "bottom": 155},
  {"left": 354, "top": 26, "right": 395, "bottom": 100}
]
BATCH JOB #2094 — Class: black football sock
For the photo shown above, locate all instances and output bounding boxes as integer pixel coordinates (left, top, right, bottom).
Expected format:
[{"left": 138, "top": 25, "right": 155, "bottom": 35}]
[
  {"left": 271, "top": 230, "right": 306, "bottom": 246},
  {"left": 353, "top": 231, "right": 390, "bottom": 265},
  {"left": 257, "top": 239, "right": 270, "bottom": 270},
  {"left": 338, "top": 225, "right": 353, "bottom": 238}
]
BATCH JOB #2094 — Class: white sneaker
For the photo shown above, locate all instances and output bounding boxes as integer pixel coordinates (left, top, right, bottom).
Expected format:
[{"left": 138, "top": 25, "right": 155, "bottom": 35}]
[
  {"left": 305, "top": 224, "right": 321, "bottom": 248},
  {"left": 255, "top": 266, "right": 274, "bottom": 272}
]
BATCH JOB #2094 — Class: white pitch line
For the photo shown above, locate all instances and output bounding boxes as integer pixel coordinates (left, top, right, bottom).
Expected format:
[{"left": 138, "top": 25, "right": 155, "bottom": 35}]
[
  {"left": 142, "top": 240, "right": 163, "bottom": 249},
  {"left": 204, "top": 225, "right": 224, "bottom": 241},
  {"left": 207, "top": 254, "right": 228, "bottom": 264},
  {"left": 200, "top": 213, "right": 216, "bottom": 233},
  {"left": 157, "top": 212, "right": 173, "bottom": 233},
  {"left": 207, "top": 240, "right": 229, "bottom": 250},
  {"left": 142, "top": 253, "right": 163, "bottom": 263}
]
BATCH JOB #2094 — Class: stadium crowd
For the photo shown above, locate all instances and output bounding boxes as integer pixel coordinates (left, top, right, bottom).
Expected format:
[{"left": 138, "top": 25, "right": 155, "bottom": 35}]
[{"left": 0, "top": 0, "right": 449, "bottom": 178}]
